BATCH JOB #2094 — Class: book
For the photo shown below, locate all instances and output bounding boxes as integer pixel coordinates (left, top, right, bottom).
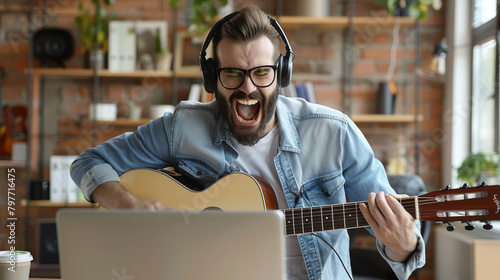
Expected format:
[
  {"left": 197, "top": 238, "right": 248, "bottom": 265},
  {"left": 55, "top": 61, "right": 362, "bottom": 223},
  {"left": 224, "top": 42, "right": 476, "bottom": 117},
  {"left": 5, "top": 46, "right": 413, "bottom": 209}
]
[
  {"left": 50, "top": 155, "right": 82, "bottom": 203},
  {"left": 188, "top": 84, "right": 202, "bottom": 102},
  {"left": 304, "top": 81, "right": 317, "bottom": 103},
  {"left": 108, "top": 21, "right": 137, "bottom": 72},
  {"left": 295, "top": 83, "right": 308, "bottom": 101}
]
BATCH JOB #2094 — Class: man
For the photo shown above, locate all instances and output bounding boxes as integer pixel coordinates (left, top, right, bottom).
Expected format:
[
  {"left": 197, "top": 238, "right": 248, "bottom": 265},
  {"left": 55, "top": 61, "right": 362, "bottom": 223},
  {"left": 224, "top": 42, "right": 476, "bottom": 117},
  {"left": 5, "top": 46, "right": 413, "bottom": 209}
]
[{"left": 71, "top": 5, "right": 425, "bottom": 280}]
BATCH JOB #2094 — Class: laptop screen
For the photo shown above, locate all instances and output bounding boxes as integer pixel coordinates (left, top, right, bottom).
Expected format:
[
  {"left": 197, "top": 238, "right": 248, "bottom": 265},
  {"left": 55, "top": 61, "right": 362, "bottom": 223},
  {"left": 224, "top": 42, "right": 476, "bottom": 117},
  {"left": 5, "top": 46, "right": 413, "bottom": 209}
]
[{"left": 56, "top": 209, "right": 285, "bottom": 280}]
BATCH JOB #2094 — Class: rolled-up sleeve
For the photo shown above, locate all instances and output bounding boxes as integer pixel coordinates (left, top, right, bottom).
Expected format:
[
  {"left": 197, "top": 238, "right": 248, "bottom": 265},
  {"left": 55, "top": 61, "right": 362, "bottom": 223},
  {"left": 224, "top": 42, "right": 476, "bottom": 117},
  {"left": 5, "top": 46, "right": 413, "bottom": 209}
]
[
  {"left": 79, "top": 163, "right": 120, "bottom": 202},
  {"left": 375, "top": 222, "right": 426, "bottom": 280}
]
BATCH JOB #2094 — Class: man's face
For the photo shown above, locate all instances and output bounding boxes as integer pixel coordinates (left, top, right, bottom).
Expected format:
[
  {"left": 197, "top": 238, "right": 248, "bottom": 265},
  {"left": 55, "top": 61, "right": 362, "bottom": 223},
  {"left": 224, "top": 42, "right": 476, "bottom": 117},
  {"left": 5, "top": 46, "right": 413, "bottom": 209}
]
[{"left": 215, "top": 36, "right": 279, "bottom": 146}]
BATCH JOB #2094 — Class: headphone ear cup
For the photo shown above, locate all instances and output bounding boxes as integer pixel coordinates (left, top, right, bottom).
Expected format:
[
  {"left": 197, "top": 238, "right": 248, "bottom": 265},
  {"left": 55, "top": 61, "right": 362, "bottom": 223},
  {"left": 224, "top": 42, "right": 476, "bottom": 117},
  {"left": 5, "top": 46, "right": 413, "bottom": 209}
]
[
  {"left": 201, "top": 58, "right": 218, "bottom": 93},
  {"left": 279, "top": 53, "right": 293, "bottom": 88},
  {"left": 277, "top": 54, "right": 284, "bottom": 88}
]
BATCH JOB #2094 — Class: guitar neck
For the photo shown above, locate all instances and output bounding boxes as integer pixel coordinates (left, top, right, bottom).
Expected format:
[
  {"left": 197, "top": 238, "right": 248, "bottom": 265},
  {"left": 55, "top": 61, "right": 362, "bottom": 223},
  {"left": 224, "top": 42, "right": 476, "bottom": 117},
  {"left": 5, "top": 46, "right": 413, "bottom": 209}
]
[{"left": 283, "top": 197, "right": 417, "bottom": 236}]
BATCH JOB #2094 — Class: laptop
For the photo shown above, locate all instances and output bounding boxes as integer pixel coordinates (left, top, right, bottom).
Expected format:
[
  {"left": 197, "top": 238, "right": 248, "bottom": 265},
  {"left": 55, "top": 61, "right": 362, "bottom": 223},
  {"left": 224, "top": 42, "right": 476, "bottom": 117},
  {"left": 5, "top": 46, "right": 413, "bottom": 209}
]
[{"left": 56, "top": 209, "right": 285, "bottom": 280}]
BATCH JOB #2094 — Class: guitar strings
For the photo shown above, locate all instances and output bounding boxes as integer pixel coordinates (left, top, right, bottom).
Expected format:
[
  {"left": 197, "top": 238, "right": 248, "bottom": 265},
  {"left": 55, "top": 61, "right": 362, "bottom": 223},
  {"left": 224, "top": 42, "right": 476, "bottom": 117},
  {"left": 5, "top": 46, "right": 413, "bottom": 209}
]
[
  {"left": 283, "top": 196, "right": 489, "bottom": 231},
  {"left": 283, "top": 196, "right": 485, "bottom": 216}
]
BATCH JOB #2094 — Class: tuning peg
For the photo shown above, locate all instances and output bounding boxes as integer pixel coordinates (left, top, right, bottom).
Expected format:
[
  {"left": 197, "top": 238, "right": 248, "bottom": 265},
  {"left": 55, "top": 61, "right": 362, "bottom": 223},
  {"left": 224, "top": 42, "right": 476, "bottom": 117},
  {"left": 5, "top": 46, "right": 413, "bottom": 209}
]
[
  {"left": 460, "top": 183, "right": 469, "bottom": 189},
  {"left": 464, "top": 221, "right": 475, "bottom": 231},
  {"left": 480, "top": 181, "right": 487, "bottom": 187},
  {"left": 482, "top": 220, "right": 493, "bottom": 230},
  {"left": 445, "top": 222, "right": 455, "bottom": 232},
  {"left": 441, "top": 185, "right": 451, "bottom": 191}
]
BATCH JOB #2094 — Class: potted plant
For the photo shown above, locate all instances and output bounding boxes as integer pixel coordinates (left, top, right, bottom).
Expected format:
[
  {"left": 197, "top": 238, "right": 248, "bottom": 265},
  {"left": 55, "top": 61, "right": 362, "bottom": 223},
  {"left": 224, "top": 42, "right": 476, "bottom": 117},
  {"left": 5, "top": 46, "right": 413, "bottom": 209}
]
[
  {"left": 378, "top": 0, "right": 442, "bottom": 20},
  {"left": 154, "top": 27, "right": 172, "bottom": 71},
  {"left": 169, "top": 0, "right": 229, "bottom": 35},
  {"left": 457, "top": 153, "right": 500, "bottom": 186},
  {"left": 75, "top": 0, "right": 116, "bottom": 69}
]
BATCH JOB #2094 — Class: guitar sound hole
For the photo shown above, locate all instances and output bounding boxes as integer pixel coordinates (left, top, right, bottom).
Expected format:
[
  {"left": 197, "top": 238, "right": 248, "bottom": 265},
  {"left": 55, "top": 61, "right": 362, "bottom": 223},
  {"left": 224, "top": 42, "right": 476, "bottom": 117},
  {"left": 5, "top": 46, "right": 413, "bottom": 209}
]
[{"left": 203, "top": 206, "right": 223, "bottom": 211}]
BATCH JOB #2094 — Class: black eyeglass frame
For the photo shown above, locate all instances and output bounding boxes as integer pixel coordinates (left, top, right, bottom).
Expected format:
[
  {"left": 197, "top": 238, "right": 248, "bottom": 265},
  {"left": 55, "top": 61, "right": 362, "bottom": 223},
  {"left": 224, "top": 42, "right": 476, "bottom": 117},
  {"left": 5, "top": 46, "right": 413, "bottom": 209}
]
[{"left": 216, "top": 64, "right": 278, "bottom": 90}]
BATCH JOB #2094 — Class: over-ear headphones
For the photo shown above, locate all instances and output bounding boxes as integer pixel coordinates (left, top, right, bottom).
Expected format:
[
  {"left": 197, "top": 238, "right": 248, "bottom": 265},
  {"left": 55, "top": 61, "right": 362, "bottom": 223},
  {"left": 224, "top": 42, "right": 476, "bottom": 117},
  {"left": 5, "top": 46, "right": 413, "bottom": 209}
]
[{"left": 199, "top": 11, "right": 293, "bottom": 93}]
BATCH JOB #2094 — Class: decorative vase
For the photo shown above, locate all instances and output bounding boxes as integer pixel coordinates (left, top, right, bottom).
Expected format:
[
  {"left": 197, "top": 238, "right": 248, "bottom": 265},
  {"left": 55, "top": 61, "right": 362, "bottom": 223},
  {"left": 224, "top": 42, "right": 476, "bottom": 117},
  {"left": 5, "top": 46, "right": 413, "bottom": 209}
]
[
  {"left": 377, "top": 81, "right": 396, "bottom": 114},
  {"left": 295, "top": 0, "right": 329, "bottom": 18},
  {"left": 85, "top": 48, "right": 105, "bottom": 70},
  {"left": 155, "top": 53, "right": 172, "bottom": 71}
]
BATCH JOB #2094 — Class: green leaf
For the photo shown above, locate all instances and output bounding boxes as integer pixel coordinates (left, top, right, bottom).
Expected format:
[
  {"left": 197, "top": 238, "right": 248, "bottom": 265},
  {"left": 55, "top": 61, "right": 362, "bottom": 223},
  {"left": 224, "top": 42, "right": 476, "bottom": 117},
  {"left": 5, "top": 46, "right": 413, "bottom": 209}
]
[
  {"left": 196, "top": 23, "right": 210, "bottom": 34},
  {"left": 97, "top": 7, "right": 107, "bottom": 18},
  {"left": 168, "top": 0, "right": 181, "bottom": 7},
  {"left": 386, "top": 0, "right": 398, "bottom": 14},
  {"left": 419, "top": 0, "right": 433, "bottom": 5},
  {"left": 207, "top": 5, "right": 217, "bottom": 18},
  {"left": 418, "top": 9, "right": 428, "bottom": 20},
  {"left": 408, "top": 2, "right": 421, "bottom": 19}
]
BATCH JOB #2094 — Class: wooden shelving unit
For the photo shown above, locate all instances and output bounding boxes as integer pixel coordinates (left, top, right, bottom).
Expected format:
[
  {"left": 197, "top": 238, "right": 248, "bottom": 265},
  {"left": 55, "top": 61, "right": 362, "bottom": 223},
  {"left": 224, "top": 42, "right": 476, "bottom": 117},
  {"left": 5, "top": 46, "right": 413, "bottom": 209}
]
[{"left": 351, "top": 114, "right": 423, "bottom": 123}]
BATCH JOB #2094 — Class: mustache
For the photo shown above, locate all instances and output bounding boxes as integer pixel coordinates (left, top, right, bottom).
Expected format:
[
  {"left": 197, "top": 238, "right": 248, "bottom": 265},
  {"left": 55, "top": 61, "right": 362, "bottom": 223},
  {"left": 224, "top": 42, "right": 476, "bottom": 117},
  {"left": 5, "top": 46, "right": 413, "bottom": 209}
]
[{"left": 229, "top": 90, "right": 264, "bottom": 103}]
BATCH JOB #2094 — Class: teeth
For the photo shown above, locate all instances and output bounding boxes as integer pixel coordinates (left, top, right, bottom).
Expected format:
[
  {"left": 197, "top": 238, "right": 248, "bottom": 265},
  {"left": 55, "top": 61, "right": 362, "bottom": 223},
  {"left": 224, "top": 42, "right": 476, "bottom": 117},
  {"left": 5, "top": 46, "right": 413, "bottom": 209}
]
[{"left": 236, "top": 99, "right": 258, "bottom": 105}]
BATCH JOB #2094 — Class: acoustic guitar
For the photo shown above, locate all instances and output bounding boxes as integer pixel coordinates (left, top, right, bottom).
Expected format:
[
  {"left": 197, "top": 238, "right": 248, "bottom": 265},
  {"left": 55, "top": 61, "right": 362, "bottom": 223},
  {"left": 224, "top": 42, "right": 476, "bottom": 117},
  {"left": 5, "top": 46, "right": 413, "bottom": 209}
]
[{"left": 118, "top": 169, "right": 500, "bottom": 235}]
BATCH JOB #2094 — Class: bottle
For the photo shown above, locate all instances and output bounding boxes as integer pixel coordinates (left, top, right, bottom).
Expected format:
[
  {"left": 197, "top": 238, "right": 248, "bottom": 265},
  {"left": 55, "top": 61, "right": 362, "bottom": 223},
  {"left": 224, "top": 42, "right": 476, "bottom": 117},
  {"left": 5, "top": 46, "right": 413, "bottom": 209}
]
[{"left": 387, "top": 134, "right": 407, "bottom": 174}]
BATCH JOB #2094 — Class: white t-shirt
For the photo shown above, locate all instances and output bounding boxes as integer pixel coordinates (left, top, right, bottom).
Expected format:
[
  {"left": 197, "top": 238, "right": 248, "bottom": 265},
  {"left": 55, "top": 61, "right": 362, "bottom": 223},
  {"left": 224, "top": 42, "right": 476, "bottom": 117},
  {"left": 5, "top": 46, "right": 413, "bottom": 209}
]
[{"left": 230, "top": 125, "right": 308, "bottom": 279}]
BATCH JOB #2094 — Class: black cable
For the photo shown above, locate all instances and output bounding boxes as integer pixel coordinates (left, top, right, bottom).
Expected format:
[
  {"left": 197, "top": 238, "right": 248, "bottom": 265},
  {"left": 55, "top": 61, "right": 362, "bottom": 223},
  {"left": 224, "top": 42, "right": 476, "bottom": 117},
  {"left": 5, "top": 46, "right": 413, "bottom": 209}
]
[
  {"left": 293, "top": 191, "right": 352, "bottom": 279},
  {"left": 312, "top": 233, "right": 353, "bottom": 280}
]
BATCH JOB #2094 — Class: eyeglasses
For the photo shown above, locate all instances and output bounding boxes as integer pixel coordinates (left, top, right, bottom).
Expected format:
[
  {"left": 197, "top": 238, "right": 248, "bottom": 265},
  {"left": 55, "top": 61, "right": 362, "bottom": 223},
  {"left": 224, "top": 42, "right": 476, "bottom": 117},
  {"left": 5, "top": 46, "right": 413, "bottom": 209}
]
[{"left": 217, "top": 65, "right": 277, "bottom": 90}]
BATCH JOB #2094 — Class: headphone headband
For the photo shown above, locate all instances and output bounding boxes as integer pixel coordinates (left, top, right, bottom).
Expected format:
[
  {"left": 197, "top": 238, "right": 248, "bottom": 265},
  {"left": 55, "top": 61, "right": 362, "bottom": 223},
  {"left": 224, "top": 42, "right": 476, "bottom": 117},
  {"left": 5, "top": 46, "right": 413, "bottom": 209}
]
[{"left": 199, "top": 10, "right": 294, "bottom": 92}]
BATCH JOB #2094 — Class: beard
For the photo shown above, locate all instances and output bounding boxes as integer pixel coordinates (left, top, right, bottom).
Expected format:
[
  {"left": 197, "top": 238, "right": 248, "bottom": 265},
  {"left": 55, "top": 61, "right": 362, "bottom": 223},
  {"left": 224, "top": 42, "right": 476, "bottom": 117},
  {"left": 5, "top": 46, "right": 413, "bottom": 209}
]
[{"left": 215, "top": 87, "right": 279, "bottom": 146}]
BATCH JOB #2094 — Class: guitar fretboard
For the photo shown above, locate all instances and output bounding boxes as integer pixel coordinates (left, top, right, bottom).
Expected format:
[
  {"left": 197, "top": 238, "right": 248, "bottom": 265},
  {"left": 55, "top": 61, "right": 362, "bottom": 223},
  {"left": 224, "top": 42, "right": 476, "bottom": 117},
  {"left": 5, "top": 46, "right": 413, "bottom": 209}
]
[{"left": 282, "top": 197, "right": 417, "bottom": 235}]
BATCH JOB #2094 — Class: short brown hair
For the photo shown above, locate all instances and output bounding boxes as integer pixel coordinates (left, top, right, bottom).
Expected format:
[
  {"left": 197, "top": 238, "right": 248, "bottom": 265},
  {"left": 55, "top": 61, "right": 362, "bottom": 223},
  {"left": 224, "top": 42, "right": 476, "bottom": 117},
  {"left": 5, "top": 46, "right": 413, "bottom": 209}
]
[{"left": 212, "top": 5, "right": 280, "bottom": 66}]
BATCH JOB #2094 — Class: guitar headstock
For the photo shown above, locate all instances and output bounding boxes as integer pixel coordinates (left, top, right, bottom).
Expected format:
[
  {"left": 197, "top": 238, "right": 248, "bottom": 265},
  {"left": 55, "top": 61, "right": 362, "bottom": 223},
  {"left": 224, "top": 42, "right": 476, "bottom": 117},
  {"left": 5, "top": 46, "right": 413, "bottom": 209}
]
[{"left": 418, "top": 183, "right": 500, "bottom": 231}]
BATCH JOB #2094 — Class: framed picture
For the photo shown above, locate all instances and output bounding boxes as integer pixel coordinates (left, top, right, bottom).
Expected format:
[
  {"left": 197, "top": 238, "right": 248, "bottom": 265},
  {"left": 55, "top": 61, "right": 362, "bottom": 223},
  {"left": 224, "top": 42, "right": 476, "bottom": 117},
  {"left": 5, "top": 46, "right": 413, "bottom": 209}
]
[
  {"left": 173, "top": 31, "right": 211, "bottom": 74},
  {"left": 135, "top": 21, "right": 168, "bottom": 70}
]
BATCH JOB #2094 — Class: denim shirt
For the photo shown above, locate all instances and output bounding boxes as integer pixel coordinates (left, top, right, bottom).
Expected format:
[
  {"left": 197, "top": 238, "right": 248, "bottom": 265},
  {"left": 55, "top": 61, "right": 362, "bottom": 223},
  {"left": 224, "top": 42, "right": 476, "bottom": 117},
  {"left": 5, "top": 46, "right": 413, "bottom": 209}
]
[{"left": 71, "top": 96, "right": 425, "bottom": 280}]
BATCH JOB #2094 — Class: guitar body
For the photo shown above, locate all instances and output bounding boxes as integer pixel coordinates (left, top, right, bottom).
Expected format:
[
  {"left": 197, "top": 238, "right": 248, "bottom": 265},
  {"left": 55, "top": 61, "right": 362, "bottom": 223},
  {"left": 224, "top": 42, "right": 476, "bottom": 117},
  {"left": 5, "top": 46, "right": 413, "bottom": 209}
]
[{"left": 118, "top": 169, "right": 278, "bottom": 211}]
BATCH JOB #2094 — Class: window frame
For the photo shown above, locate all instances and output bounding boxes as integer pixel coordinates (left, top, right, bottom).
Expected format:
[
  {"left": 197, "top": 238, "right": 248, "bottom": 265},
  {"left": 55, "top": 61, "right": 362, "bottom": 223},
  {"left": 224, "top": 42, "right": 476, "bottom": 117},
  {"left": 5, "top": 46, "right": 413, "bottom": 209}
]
[{"left": 471, "top": 0, "right": 499, "bottom": 153}]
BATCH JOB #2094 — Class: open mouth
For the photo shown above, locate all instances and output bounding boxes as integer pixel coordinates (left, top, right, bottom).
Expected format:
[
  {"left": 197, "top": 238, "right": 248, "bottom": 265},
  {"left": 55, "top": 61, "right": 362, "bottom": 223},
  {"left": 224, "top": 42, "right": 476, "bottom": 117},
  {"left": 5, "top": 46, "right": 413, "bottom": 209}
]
[{"left": 234, "top": 99, "right": 261, "bottom": 124}]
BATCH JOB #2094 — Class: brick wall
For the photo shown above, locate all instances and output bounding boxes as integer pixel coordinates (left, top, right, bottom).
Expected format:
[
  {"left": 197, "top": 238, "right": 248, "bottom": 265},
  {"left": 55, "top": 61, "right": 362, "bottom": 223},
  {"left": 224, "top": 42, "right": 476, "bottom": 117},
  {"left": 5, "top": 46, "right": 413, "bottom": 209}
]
[{"left": 0, "top": 1, "right": 444, "bottom": 276}]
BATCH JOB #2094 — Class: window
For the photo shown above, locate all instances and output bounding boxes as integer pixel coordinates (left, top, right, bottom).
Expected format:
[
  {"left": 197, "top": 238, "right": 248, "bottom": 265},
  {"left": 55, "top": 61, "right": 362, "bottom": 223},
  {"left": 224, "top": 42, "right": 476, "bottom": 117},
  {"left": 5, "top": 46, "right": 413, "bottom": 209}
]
[
  {"left": 471, "top": 0, "right": 499, "bottom": 153},
  {"left": 473, "top": 0, "right": 497, "bottom": 27}
]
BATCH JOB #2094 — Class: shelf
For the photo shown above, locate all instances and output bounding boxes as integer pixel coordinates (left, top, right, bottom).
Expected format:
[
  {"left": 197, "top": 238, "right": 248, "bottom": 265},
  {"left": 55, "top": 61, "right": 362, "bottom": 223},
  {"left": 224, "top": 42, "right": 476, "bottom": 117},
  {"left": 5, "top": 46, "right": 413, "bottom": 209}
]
[
  {"left": 277, "top": 16, "right": 349, "bottom": 29},
  {"left": 0, "top": 6, "right": 30, "bottom": 12},
  {"left": 97, "top": 118, "right": 151, "bottom": 126},
  {"left": 352, "top": 16, "right": 416, "bottom": 28},
  {"left": 276, "top": 16, "right": 416, "bottom": 30},
  {"left": 0, "top": 160, "right": 26, "bottom": 167},
  {"left": 29, "top": 68, "right": 202, "bottom": 78},
  {"left": 351, "top": 114, "right": 422, "bottom": 123},
  {"left": 21, "top": 199, "right": 98, "bottom": 208}
]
